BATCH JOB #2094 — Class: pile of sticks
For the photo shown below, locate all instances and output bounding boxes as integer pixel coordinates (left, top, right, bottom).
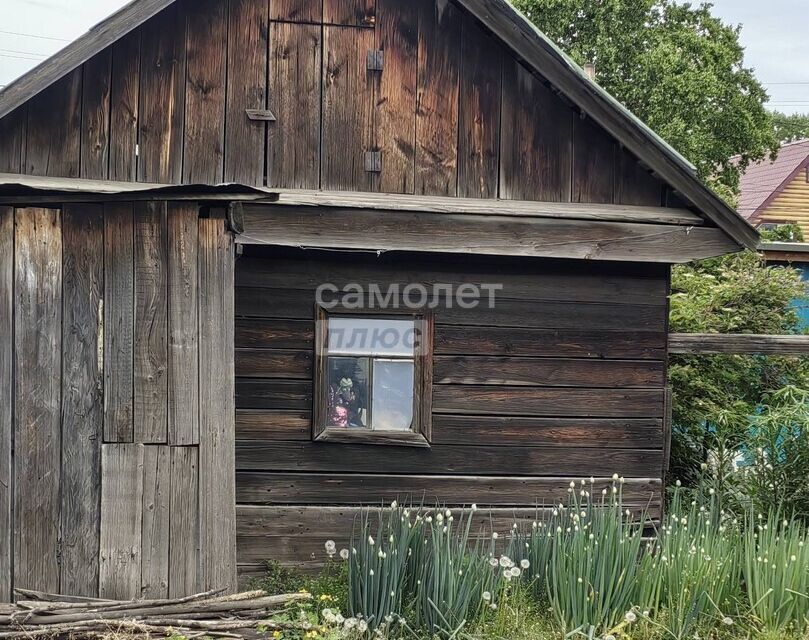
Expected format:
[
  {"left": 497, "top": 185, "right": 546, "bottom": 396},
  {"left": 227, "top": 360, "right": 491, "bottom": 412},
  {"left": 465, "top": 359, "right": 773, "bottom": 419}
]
[{"left": 0, "top": 588, "right": 312, "bottom": 638}]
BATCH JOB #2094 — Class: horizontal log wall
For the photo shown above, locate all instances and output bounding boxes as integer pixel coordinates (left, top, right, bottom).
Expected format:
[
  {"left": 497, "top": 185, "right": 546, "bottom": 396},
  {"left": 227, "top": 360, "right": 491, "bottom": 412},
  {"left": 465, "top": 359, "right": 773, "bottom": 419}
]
[
  {"left": 234, "top": 247, "right": 669, "bottom": 574},
  {"left": 0, "top": 0, "right": 673, "bottom": 210},
  {"left": 0, "top": 202, "right": 236, "bottom": 602}
]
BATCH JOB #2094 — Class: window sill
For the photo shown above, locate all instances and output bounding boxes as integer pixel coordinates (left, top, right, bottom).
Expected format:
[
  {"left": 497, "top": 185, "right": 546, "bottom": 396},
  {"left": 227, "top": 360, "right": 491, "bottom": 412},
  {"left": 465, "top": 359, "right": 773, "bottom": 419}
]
[{"left": 314, "top": 428, "right": 430, "bottom": 448}]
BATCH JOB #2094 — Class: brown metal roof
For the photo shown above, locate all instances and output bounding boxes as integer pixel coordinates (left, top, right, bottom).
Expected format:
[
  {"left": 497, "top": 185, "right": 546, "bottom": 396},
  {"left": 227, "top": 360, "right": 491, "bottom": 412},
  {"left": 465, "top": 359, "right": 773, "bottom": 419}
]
[{"left": 738, "top": 139, "right": 809, "bottom": 222}]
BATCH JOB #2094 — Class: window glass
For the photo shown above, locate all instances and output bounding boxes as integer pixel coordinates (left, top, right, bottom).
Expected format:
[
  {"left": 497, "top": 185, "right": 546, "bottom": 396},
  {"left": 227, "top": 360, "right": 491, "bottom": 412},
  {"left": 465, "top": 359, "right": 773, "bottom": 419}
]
[
  {"left": 327, "top": 317, "right": 416, "bottom": 357},
  {"left": 326, "top": 357, "right": 369, "bottom": 428},
  {"left": 371, "top": 359, "right": 414, "bottom": 431},
  {"left": 321, "top": 316, "right": 419, "bottom": 434}
]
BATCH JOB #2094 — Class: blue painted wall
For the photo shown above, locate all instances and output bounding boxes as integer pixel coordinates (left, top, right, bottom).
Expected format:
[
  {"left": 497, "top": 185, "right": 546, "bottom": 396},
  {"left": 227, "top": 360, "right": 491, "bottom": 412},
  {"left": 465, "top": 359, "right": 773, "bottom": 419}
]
[{"left": 793, "top": 262, "right": 809, "bottom": 331}]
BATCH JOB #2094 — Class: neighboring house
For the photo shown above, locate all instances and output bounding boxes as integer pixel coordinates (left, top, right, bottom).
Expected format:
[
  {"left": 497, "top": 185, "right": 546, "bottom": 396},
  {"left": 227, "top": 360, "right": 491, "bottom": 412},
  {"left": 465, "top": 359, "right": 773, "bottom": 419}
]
[
  {"left": 738, "top": 139, "right": 809, "bottom": 237},
  {"left": 0, "top": 0, "right": 757, "bottom": 601},
  {"left": 760, "top": 241, "right": 809, "bottom": 330}
]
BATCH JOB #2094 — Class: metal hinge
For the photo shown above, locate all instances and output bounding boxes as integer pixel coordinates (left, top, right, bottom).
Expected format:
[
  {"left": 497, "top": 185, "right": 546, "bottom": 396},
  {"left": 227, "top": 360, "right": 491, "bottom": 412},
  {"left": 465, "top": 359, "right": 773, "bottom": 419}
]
[
  {"left": 366, "top": 49, "right": 384, "bottom": 72},
  {"left": 364, "top": 151, "right": 382, "bottom": 173}
]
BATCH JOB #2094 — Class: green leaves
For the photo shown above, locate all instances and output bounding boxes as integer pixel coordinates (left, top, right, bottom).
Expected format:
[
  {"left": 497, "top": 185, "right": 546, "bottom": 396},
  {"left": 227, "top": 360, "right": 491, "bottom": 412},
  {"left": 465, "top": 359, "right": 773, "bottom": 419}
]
[{"left": 513, "top": 0, "right": 779, "bottom": 194}]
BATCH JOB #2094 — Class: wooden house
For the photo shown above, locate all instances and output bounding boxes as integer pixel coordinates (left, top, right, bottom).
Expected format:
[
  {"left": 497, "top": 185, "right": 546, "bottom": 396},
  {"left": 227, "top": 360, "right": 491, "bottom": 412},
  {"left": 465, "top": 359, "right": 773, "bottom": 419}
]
[
  {"left": 737, "top": 138, "right": 809, "bottom": 237},
  {"left": 0, "top": 0, "right": 757, "bottom": 601}
]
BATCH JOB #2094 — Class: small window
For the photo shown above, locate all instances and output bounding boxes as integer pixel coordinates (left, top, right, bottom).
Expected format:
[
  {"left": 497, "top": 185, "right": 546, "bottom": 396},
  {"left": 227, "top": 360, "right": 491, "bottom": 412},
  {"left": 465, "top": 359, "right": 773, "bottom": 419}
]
[{"left": 313, "top": 308, "right": 433, "bottom": 447}]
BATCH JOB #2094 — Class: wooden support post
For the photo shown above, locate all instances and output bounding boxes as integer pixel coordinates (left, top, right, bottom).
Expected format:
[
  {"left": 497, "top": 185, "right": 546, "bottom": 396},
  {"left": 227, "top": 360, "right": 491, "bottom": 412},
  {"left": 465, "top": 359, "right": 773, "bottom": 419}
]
[{"left": 669, "top": 333, "right": 809, "bottom": 355}]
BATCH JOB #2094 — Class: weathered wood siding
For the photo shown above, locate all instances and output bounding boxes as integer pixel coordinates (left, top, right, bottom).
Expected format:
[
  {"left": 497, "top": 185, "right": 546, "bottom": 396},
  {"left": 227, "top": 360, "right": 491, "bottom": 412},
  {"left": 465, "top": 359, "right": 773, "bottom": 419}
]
[
  {"left": 234, "top": 247, "right": 669, "bottom": 575},
  {"left": 0, "top": 202, "right": 236, "bottom": 602},
  {"left": 0, "top": 0, "right": 670, "bottom": 209}
]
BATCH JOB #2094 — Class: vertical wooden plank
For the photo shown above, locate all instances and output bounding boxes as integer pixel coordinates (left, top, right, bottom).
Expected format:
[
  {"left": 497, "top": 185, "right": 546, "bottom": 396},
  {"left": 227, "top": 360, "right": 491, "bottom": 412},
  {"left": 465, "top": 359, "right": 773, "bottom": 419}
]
[
  {"left": 0, "top": 106, "right": 26, "bottom": 174},
  {"left": 104, "top": 203, "right": 135, "bottom": 442},
  {"left": 224, "top": 0, "right": 268, "bottom": 185},
  {"left": 169, "top": 446, "right": 198, "bottom": 597},
  {"left": 500, "top": 61, "right": 573, "bottom": 202},
  {"left": 458, "top": 16, "right": 501, "bottom": 199},
  {"left": 134, "top": 201, "right": 168, "bottom": 444},
  {"left": 60, "top": 204, "right": 103, "bottom": 597},
  {"left": 374, "top": 0, "right": 417, "bottom": 194},
  {"left": 141, "top": 445, "right": 170, "bottom": 598},
  {"left": 138, "top": 4, "right": 186, "bottom": 183},
  {"left": 323, "top": 0, "right": 375, "bottom": 26},
  {"left": 24, "top": 69, "right": 82, "bottom": 177},
  {"left": 198, "top": 218, "right": 237, "bottom": 593},
  {"left": 168, "top": 203, "right": 199, "bottom": 445},
  {"left": 616, "top": 149, "right": 663, "bottom": 206},
  {"left": 80, "top": 50, "right": 113, "bottom": 180},
  {"left": 573, "top": 116, "right": 616, "bottom": 204},
  {"left": 99, "top": 443, "right": 144, "bottom": 600},
  {"left": 271, "top": 0, "right": 322, "bottom": 22},
  {"left": 321, "top": 26, "right": 375, "bottom": 191},
  {"left": 416, "top": 0, "right": 461, "bottom": 196},
  {"left": 184, "top": 0, "right": 227, "bottom": 184},
  {"left": 109, "top": 30, "right": 141, "bottom": 182},
  {"left": 0, "top": 207, "right": 12, "bottom": 602},
  {"left": 13, "top": 207, "right": 62, "bottom": 593},
  {"left": 268, "top": 22, "right": 322, "bottom": 189}
]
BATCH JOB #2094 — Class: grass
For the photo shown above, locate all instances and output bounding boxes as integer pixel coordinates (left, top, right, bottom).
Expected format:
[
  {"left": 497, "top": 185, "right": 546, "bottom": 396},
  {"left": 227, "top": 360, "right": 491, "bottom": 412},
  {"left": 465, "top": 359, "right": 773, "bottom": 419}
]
[{"left": 252, "top": 480, "right": 809, "bottom": 640}]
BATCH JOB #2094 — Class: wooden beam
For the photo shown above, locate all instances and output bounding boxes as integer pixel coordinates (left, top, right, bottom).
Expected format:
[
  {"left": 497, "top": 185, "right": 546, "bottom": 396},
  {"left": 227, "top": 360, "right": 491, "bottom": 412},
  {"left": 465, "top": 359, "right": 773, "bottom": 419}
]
[
  {"left": 238, "top": 204, "right": 739, "bottom": 263},
  {"left": 269, "top": 189, "right": 704, "bottom": 225},
  {"left": 0, "top": 207, "right": 11, "bottom": 602},
  {"left": 669, "top": 333, "right": 809, "bottom": 355},
  {"left": 14, "top": 207, "right": 62, "bottom": 594}
]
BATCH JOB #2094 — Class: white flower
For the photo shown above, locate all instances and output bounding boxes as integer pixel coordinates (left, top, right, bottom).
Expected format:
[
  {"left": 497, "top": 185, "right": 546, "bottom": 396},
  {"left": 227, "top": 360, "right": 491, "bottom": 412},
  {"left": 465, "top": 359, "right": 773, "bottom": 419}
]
[
  {"left": 675, "top": 479, "right": 682, "bottom": 487},
  {"left": 520, "top": 559, "right": 530, "bottom": 569},
  {"left": 368, "top": 535, "right": 375, "bottom": 546},
  {"left": 570, "top": 481, "right": 576, "bottom": 489},
  {"left": 340, "top": 548, "right": 350, "bottom": 560},
  {"left": 482, "top": 591, "right": 492, "bottom": 601},
  {"left": 322, "top": 608, "right": 335, "bottom": 622},
  {"left": 625, "top": 611, "right": 637, "bottom": 623},
  {"left": 722, "top": 617, "right": 734, "bottom": 626},
  {"left": 708, "top": 488, "right": 715, "bottom": 495},
  {"left": 489, "top": 558, "right": 499, "bottom": 568},
  {"left": 499, "top": 555, "right": 512, "bottom": 568},
  {"left": 369, "top": 569, "right": 374, "bottom": 576},
  {"left": 445, "top": 509, "right": 452, "bottom": 518},
  {"left": 324, "top": 540, "right": 336, "bottom": 556},
  {"left": 471, "top": 503, "right": 478, "bottom": 511},
  {"left": 605, "top": 635, "right": 616, "bottom": 640},
  {"left": 492, "top": 532, "right": 498, "bottom": 540},
  {"left": 358, "top": 620, "right": 369, "bottom": 633},
  {"left": 701, "top": 462, "right": 708, "bottom": 471},
  {"left": 511, "top": 567, "right": 521, "bottom": 578}
]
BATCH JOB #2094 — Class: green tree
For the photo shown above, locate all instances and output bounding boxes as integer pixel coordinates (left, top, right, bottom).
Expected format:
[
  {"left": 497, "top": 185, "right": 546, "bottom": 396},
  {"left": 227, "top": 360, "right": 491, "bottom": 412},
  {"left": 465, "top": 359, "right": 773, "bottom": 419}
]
[
  {"left": 668, "top": 252, "right": 809, "bottom": 485},
  {"left": 513, "top": 0, "right": 778, "bottom": 194},
  {"left": 772, "top": 111, "right": 809, "bottom": 143}
]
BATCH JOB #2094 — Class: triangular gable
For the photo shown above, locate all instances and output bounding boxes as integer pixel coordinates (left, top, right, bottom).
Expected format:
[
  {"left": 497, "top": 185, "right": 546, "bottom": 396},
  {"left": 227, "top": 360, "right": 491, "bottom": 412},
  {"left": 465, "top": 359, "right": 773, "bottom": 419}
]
[{"left": 0, "top": 0, "right": 757, "bottom": 247}]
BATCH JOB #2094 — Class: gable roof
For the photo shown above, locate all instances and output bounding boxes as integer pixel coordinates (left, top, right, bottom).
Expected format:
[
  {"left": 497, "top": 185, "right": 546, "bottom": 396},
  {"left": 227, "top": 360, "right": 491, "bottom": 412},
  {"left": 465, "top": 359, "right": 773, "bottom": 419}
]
[
  {"left": 0, "top": 0, "right": 759, "bottom": 250},
  {"left": 737, "top": 139, "right": 809, "bottom": 222}
]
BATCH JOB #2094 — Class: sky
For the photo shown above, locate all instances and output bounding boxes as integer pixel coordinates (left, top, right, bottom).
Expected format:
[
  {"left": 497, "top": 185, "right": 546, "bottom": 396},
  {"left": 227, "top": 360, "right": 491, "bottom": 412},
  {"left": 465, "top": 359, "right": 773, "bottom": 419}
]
[{"left": 0, "top": 0, "right": 807, "bottom": 114}]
